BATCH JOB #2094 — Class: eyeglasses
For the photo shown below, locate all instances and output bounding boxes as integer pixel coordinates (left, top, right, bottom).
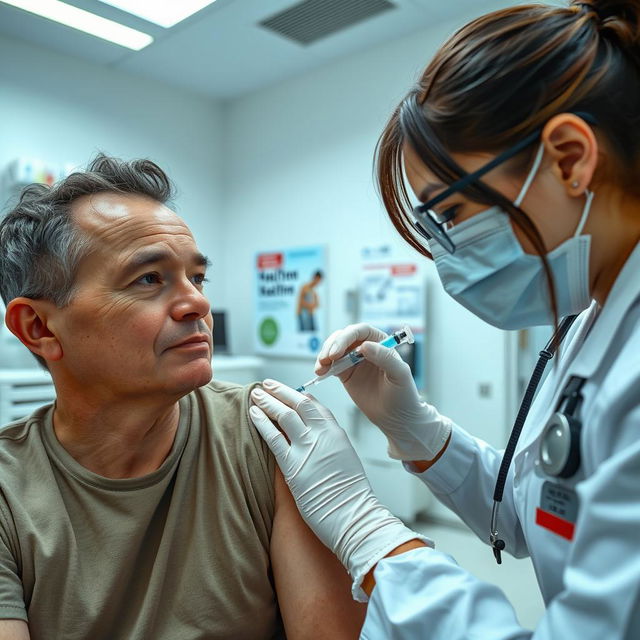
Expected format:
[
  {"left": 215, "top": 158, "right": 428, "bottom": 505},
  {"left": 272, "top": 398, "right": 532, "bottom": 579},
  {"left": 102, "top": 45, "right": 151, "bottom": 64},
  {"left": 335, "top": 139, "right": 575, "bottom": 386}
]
[{"left": 411, "top": 112, "right": 596, "bottom": 254}]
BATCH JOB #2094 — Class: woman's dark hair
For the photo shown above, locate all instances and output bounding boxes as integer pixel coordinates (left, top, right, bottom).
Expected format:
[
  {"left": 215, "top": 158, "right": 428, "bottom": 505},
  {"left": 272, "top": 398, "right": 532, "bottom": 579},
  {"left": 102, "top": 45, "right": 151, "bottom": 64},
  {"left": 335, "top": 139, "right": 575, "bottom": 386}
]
[{"left": 375, "top": 0, "right": 640, "bottom": 319}]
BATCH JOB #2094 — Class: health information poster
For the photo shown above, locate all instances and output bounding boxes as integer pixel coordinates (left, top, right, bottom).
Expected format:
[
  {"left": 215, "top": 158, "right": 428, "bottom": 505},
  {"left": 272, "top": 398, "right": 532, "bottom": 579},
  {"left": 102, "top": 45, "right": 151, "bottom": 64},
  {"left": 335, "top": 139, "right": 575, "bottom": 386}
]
[
  {"left": 360, "top": 245, "right": 426, "bottom": 390},
  {"left": 254, "top": 246, "right": 327, "bottom": 357}
]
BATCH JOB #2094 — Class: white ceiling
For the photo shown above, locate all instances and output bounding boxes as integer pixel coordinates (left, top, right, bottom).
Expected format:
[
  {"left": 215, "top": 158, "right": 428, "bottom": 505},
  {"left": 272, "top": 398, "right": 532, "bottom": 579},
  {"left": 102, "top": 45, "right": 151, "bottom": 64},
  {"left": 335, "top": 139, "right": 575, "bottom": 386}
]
[{"left": 0, "top": 0, "right": 498, "bottom": 100}]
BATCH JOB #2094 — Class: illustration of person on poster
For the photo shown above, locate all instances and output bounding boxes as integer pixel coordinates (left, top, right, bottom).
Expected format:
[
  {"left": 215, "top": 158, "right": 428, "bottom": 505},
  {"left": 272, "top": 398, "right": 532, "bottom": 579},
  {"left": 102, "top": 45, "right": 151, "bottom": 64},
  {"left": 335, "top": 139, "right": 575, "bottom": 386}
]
[{"left": 296, "top": 270, "right": 323, "bottom": 332}]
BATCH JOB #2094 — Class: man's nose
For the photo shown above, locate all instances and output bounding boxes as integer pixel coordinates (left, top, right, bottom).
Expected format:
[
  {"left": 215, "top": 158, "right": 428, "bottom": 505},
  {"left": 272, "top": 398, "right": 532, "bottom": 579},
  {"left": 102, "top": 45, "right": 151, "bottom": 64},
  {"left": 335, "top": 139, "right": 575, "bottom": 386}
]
[{"left": 171, "top": 280, "right": 211, "bottom": 322}]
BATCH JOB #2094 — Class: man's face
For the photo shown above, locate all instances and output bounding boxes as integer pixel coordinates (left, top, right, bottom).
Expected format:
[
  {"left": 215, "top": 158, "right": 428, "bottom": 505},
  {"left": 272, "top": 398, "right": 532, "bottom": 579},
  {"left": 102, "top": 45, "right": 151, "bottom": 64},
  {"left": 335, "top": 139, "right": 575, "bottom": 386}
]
[{"left": 49, "top": 192, "right": 213, "bottom": 400}]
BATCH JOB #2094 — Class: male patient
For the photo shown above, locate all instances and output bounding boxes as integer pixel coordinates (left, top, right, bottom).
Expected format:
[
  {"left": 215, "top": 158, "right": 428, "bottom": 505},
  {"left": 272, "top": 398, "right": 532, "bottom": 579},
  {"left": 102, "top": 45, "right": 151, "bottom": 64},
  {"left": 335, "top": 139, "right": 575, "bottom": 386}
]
[{"left": 0, "top": 155, "right": 365, "bottom": 640}]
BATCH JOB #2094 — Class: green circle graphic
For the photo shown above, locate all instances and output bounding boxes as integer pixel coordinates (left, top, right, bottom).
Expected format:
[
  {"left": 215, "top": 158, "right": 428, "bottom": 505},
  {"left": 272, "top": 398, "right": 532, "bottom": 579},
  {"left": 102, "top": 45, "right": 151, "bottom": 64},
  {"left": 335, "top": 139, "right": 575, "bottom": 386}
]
[{"left": 259, "top": 317, "right": 278, "bottom": 346}]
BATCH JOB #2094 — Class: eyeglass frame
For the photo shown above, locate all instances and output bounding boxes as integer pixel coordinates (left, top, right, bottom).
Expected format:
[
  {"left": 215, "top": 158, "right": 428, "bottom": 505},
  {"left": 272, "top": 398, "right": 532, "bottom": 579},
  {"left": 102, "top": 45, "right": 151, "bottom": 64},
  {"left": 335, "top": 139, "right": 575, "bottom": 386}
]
[{"left": 411, "top": 112, "right": 597, "bottom": 255}]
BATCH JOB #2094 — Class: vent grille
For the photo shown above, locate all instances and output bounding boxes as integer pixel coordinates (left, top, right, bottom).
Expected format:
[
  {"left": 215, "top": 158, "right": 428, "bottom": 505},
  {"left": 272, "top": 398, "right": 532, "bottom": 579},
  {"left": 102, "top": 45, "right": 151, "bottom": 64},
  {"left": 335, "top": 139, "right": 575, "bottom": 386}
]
[{"left": 259, "top": 0, "right": 396, "bottom": 46}]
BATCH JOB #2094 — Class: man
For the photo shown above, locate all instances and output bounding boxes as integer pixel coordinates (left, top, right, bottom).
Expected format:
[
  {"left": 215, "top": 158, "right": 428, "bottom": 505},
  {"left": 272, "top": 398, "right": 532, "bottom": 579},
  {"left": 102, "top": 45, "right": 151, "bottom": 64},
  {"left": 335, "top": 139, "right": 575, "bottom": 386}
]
[{"left": 0, "top": 155, "right": 365, "bottom": 639}]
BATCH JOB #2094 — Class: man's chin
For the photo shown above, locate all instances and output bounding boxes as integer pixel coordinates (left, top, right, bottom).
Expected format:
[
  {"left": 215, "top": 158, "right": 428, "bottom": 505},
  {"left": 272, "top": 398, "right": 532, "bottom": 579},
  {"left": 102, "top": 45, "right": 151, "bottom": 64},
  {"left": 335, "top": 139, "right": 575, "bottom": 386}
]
[{"left": 166, "top": 361, "right": 213, "bottom": 395}]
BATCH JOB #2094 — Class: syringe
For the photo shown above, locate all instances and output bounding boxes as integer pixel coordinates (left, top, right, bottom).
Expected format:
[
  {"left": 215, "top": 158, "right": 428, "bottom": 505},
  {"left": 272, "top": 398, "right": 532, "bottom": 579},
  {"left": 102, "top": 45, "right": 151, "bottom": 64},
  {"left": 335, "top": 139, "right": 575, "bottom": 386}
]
[{"left": 296, "top": 326, "right": 415, "bottom": 392}]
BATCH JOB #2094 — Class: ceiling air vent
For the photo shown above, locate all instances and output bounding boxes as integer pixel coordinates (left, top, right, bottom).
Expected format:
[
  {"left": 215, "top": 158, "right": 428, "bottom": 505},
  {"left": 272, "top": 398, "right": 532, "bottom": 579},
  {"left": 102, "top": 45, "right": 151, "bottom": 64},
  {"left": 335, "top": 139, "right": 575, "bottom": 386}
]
[{"left": 259, "top": 0, "right": 396, "bottom": 46}]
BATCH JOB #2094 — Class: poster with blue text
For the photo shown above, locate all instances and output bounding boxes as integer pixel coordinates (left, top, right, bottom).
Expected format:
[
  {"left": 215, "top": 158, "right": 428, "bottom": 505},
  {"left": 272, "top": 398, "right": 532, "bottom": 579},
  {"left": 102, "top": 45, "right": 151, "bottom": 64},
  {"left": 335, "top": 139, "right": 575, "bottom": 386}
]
[{"left": 254, "top": 246, "right": 327, "bottom": 357}]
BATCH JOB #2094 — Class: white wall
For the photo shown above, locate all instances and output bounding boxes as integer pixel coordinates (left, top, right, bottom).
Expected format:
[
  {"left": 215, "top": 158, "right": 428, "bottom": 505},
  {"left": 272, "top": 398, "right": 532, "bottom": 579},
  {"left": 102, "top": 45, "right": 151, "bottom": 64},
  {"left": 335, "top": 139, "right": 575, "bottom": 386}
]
[
  {"left": 0, "top": 35, "right": 225, "bottom": 368},
  {"left": 219, "top": 5, "right": 515, "bottom": 460}
]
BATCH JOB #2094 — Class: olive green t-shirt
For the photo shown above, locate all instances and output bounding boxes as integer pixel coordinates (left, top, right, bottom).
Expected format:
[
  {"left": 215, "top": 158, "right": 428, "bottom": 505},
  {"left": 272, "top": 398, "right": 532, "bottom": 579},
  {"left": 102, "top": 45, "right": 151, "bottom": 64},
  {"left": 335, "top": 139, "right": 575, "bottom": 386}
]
[{"left": 0, "top": 380, "right": 283, "bottom": 640}]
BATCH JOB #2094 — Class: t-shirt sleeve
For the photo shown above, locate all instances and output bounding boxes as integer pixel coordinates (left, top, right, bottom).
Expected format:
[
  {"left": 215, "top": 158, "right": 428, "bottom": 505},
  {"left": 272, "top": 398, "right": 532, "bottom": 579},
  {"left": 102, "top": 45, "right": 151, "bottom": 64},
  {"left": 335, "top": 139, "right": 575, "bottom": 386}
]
[
  {"left": 242, "top": 382, "right": 276, "bottom": 511},
  {"left": 0, "top": 499, "right": 27, "bottom": 621}
]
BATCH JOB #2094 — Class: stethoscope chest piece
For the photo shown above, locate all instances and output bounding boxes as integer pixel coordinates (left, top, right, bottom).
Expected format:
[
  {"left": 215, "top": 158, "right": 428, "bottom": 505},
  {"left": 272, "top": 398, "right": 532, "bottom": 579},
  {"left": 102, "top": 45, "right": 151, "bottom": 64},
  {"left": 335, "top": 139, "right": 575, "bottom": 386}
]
[
  {"left": 538, "top": 375, "right": 586, "bottom": 479},
  {"left": 539, "top": 412, "right": 581, "bottom": 478}
]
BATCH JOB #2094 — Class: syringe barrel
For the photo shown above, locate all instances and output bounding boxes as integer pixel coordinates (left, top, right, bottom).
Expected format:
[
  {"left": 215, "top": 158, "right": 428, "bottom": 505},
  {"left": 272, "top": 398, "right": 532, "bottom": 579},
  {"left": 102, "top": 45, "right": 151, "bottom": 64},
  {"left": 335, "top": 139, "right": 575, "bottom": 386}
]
[
  {"left": 323, "top": 350, "right": 364, "bottom": 377},
  {"left": 298, "top": 326, "right": 414, "bottom": 389}
]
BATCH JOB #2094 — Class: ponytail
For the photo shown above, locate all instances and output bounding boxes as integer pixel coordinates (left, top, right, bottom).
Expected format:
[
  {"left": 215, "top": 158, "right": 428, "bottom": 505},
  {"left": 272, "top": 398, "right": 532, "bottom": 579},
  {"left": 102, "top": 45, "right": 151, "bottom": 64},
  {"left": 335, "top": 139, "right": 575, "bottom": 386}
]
[{"left": 575, "top": 0, "right": 640, "bottom": 64}]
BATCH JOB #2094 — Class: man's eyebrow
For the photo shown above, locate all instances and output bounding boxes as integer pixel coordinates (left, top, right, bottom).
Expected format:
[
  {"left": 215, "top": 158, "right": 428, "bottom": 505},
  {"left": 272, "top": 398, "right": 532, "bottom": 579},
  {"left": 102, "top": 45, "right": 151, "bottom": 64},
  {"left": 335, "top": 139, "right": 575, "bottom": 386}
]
[
  {"left": 120, "top": 249, "right": 211, "bottom": 278},
  {"left": 195, "top": 252, "right": 212, "bottom": 269},
  {"left": 419, "top": 182, "right": 446, "bottom": 203}
]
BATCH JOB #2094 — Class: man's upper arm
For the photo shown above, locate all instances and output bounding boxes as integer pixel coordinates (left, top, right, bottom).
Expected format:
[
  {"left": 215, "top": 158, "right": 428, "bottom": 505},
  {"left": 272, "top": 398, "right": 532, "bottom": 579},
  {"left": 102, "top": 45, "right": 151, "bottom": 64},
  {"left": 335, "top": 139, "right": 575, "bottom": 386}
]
[
  {"left": 0, "top": 507, "right": 27, "bottom": 635},
  {"left": 0, "top": 619, "right": 30, "bottom": 639},
  {"left": 270, "top": 469, "right": 367, "bottom": 640}
]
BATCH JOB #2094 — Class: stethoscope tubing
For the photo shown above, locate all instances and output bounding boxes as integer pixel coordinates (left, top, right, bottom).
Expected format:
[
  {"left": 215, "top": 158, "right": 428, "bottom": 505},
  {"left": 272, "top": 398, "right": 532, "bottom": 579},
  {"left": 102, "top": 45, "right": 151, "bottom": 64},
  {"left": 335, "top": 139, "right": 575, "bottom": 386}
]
[{"left": 490, "top": 315, "right": 578, "bottom": 562}]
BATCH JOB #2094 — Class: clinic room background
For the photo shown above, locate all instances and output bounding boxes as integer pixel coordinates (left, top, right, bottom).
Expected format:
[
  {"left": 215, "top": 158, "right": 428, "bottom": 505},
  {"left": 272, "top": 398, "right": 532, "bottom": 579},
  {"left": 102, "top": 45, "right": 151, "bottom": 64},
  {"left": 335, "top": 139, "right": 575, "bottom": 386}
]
[{"left": 0, "top": 0, "right": 550, "bottom": 629}]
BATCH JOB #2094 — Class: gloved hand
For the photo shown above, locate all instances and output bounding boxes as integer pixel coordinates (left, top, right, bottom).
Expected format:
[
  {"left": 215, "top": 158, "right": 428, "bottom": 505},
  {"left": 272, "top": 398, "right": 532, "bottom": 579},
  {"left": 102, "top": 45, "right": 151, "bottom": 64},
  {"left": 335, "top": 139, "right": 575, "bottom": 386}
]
[
  {"left": 316, "top": 323, "right": 452, "bottom": 461},
  {"left": 249, "top": 380, "right": 432, "bottom": 602}
]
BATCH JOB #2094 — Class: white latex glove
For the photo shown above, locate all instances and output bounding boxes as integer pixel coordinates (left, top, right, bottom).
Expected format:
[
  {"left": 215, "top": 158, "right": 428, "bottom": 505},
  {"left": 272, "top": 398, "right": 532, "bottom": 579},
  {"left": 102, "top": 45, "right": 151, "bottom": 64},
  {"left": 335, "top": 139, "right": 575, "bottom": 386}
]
[
  {"left": 249, "top": 380, "right": 432, "bottom": 602},
  {"left": 316, "top": 323, "right": 452, "bottom": 461}
]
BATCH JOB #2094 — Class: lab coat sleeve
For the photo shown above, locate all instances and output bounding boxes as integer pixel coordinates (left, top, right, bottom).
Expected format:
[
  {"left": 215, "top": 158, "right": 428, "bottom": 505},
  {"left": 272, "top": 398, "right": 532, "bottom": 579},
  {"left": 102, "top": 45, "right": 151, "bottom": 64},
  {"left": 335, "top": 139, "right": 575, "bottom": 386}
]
[
  {"left": 362, "top": 547, "right": 529, "bottom": 640},
  {"left": 408, "top": 425, "right": 530, "bottom": 558},
  {"left": 362, "top": 417, "right": 640, "bottom": 640}
]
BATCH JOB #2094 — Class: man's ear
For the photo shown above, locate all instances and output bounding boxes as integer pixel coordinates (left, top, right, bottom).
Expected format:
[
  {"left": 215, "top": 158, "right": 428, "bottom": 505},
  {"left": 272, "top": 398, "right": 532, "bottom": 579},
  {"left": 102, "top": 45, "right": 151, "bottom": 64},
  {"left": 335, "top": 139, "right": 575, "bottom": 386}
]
[
  {"left": 5, "top": 298, "right": 63, "bottom": 363},
  {"left": 542, "top": 113, "right": 598, "bottom": 196}
]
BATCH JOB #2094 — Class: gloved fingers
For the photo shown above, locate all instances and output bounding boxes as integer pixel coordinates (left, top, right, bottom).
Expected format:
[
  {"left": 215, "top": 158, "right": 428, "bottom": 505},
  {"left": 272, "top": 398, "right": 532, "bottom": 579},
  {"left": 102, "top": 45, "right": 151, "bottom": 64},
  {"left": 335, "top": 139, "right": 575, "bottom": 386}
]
[
  {"left": 305, "top": 393, "right": 338, "bottom": 422},
  {"left": 314, "top": 361, "right": 331, "bottom": 376},
  {"left": 314, "top": 328, "right": 347, "bottom": 375},
  {"left": 315, "top": 323, "right": 388, "bottom": 374},
  {"left": 261, "top": 379, "right": 327, "bottom": 423},
  {"left": 317, "top": 323, "right": 387, "bottom": 361},
  {"left": 358, "top": 340, "right": 412, "bottom": 383},
  {"left": 316, "top": 328, "right": 344, "bottom": 362},
  {"left": 248, "top": 406, "right": 291, "bottom": 461},
  {"left": 250, "top": 387, "right": 308, "bottom": 440}
]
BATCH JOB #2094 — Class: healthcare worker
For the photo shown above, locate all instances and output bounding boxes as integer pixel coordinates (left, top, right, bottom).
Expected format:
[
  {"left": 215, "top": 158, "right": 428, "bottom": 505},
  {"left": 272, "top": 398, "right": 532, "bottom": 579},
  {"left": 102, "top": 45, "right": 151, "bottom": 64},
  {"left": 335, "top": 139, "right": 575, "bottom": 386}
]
[{"left": 249, "top": 0, "right": 640, "bottom": 637}]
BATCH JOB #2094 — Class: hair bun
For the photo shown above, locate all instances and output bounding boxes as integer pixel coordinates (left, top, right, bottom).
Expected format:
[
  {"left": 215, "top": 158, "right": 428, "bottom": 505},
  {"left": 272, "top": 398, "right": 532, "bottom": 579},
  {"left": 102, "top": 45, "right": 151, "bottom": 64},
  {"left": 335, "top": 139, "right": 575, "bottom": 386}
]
[{"left": 574, "top": 1, "right": 640, "bottom": 52}]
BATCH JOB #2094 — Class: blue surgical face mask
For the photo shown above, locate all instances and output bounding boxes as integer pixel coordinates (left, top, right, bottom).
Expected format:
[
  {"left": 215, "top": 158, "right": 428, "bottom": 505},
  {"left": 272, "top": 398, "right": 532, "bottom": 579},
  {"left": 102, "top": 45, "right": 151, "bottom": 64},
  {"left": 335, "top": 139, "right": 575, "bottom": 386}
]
[{"left": 428, "top": 143, "right": 594, "bottom": 329}]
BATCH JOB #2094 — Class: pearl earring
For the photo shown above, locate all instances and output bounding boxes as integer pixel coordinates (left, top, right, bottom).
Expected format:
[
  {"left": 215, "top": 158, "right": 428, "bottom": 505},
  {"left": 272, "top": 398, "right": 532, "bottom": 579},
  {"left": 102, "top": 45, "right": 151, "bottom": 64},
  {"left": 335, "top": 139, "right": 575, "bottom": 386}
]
[{"left": 571, "top": 180, "right": 579, "bottom": 188}]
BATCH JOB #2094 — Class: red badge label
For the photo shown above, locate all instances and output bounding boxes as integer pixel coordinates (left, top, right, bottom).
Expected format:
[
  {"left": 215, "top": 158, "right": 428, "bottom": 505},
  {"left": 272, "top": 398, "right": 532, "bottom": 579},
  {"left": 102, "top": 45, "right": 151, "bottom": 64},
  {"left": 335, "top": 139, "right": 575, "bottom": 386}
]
[
  {"left": 535, "top": 507, "right": 575, "bottom": 540},
  {"left": 536, "top": 481, "right": 578, "bottom": 540}
]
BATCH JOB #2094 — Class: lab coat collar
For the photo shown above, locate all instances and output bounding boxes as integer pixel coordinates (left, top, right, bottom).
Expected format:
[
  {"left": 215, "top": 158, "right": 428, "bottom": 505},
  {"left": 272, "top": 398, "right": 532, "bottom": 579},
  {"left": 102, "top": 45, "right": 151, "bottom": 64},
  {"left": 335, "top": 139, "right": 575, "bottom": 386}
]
[
  {"left": 514, "top": 241, "right": 640, "bottom": 460},
  {"left": 568, "top": 240, "right": 640, "bottom": 377}
]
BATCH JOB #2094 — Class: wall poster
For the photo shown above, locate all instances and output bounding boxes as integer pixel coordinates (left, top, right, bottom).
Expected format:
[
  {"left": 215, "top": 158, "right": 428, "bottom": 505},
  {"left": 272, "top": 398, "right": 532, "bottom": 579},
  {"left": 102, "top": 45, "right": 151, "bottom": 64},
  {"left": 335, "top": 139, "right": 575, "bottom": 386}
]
[
  {"left": 360, "top": 245, "right": 426, "bottom": 390},
  {"left": 254, "top": 246, "right": 327, "bottom": 357}
]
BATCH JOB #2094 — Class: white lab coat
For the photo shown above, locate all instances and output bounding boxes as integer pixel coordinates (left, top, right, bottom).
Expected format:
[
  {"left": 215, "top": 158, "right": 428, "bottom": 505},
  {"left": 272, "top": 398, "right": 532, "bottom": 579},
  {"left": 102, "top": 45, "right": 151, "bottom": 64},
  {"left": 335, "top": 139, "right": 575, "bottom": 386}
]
[{"left": 361, "top": 241, "right": 640, "bottom": 639}]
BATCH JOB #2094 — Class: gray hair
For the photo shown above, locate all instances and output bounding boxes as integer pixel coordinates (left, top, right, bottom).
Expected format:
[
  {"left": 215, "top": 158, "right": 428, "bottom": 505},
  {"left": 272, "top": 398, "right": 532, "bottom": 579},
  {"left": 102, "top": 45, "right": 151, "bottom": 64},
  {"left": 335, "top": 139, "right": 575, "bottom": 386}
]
[{"left": 0, "top": 153, "right": 174, "bottom": 368}]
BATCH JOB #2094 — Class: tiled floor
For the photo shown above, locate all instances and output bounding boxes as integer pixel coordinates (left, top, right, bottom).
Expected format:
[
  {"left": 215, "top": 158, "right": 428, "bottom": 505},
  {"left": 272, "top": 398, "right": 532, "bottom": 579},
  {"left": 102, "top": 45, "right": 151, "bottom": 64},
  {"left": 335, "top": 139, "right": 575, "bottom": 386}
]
[{"left": 412, "top": 519, "right": 545, "bottom": 631}]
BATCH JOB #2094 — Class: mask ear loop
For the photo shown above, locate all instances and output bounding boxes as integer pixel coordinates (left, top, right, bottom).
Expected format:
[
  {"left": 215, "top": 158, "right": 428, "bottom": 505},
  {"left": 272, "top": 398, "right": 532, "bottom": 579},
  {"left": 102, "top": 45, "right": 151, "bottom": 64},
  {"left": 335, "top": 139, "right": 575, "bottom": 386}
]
[
  {"left": 574, "top": 190, "right": 594, "bottom": 237},
  {"left": 513, "top": 141, "right": 595, "bottom": 237},
  {"left": 514, "top": 142, "right": 546, "bottom": 208}
]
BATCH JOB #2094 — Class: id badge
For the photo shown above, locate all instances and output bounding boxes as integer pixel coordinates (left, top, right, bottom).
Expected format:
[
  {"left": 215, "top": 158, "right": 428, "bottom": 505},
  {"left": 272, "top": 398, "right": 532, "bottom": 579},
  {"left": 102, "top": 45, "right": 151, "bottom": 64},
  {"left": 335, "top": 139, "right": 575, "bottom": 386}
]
[{"left": 535, "top": 481, "right": 578, "bottom": 540}]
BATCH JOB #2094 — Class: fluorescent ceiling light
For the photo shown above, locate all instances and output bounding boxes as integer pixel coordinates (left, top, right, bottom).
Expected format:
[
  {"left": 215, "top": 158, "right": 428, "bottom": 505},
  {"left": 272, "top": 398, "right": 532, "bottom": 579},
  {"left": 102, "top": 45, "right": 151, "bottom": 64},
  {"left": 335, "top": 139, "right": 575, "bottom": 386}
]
[
  {"left": 98, "top": 0, "right": 217, "bottom": 28},
  {"left": 1, "top": 0, "right": 154, "bottom": 50}
]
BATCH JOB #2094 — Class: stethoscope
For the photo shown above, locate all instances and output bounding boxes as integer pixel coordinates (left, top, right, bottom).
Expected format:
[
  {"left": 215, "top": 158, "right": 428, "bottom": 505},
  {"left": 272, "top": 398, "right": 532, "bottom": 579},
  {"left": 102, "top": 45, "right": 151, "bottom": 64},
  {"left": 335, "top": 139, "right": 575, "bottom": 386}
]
[{"left": 489, "top": 315, "right": 586, "bottom": 563}]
